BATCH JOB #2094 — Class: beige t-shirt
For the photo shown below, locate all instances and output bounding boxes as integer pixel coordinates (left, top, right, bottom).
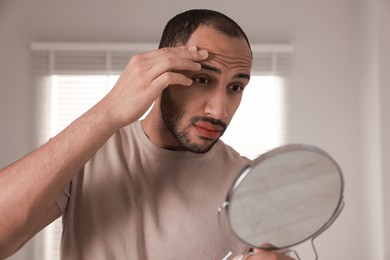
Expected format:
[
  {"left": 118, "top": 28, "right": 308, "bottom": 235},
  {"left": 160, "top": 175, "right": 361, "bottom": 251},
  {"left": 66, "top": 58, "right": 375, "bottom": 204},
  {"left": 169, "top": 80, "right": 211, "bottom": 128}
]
[{"left": 58, "top": 121, "right": 250, "bottom": 259}]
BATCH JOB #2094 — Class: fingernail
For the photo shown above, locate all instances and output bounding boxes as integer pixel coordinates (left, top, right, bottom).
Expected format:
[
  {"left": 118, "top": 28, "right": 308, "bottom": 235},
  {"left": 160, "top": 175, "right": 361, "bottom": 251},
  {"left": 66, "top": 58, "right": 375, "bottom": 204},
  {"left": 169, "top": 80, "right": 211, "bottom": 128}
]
[
  {"left": 199, "top": 49, "right": 208, "bottom": 57},
  {"left": 186, "top": 78, "right": 193, "bottom": 86},
  {"left": 188, "top": 45, "right": 197, "bottom": 51}
]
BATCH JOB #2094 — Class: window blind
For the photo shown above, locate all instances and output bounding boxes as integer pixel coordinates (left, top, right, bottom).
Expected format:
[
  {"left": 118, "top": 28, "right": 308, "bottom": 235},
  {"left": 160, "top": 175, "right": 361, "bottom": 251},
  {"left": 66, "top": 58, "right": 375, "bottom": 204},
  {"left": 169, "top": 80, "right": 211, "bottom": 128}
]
[
  {"left": 32, "top": 42, "right": 292, "bottom": 75},
  {"left": 31, "top": 42, "right": 293, "bottom": 260},
  {"left": 31, "top": 42, "right": 292, "bottom": 144}
]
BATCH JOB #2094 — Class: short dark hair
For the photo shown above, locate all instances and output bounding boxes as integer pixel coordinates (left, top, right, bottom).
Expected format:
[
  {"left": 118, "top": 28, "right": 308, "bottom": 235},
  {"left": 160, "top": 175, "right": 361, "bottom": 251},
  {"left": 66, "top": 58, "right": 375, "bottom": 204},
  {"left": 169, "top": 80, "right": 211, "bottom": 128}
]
[{"left": 158, "top": 9, "right": 251, "bottom": 52}]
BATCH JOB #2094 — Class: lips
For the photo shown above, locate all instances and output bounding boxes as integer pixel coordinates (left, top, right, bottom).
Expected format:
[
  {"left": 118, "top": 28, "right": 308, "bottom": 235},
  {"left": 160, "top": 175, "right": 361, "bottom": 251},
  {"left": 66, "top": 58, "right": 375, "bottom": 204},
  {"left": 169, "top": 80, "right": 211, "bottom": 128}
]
[{"left": 194, "top": 121, "right": 224, "bottom": 139}]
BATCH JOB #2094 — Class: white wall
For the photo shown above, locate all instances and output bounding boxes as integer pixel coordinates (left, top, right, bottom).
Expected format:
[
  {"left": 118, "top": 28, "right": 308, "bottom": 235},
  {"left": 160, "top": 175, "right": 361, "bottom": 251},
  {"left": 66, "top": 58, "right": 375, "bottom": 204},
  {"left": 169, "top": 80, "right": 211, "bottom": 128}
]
[
  {"left": 376, "top": 0, "right": 390, "bottom": 257},
  {"left": 359, "top": 0, "right": 388, "bottom": 259},
  {"left": 1, "top": 0, "right": 389, "bottom": 259}
]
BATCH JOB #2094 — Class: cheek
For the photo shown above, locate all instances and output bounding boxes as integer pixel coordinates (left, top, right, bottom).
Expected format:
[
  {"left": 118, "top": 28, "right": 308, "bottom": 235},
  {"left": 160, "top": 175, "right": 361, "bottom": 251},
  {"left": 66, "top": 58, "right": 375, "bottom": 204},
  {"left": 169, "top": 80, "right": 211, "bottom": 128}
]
[
  {"left": 167, "top": 86, "right": 188, "bottom": 105},
  {"left": 227, "top": 95, "right": 243, "bottom": 116},
  {"left": 169, "top": 85, "right": 205, "bottom": 109},
  {"left": 224, "top": 96, "right": 243, "bottom": 126}
]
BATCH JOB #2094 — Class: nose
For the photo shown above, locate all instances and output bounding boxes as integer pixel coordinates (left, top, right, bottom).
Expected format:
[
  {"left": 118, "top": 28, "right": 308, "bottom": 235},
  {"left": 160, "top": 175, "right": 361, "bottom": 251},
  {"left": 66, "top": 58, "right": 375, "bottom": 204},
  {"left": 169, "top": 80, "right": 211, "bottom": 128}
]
[{"left": 204, "top": 88, "right": 228, "bottom": 120}]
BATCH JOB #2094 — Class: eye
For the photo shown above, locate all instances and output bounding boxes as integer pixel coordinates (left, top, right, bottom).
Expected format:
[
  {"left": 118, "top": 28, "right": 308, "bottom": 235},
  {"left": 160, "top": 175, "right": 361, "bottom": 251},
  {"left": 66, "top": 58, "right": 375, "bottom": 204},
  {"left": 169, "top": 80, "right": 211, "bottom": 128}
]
[
  {"left": 193, "top": 76, "right": 210, "bottom": 85},
  {"left": 228, "top": 84, "right": 244, "bottom": 93}
]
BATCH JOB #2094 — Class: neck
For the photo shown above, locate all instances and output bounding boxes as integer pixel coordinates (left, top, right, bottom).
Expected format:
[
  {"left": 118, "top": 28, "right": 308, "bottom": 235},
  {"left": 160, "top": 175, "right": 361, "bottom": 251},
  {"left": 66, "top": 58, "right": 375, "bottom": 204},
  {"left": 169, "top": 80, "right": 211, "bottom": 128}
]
[{"left": 141, "top": 103, "right": 183, "bottom": 150}]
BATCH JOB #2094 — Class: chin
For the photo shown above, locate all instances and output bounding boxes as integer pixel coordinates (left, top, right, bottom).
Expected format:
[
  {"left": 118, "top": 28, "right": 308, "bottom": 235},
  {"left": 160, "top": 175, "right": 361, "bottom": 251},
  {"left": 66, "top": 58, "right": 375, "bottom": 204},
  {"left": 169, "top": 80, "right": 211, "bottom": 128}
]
[{"left": 184, "top": 139, "right": 218, "bottom": 154}]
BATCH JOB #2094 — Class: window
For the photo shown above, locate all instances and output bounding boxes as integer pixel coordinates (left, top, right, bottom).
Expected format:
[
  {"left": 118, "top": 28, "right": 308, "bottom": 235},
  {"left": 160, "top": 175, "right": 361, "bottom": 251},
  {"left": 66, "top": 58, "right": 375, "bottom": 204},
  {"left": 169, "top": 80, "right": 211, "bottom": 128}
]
[
  {"left": 222, "top": 75, "right": 286, "bottom": 159},
  {"left": 50, "top": 75, "right": 117, "bottom": 135},
  {"left": 32, "top": 43, "right": 292, "bottom": 260}
]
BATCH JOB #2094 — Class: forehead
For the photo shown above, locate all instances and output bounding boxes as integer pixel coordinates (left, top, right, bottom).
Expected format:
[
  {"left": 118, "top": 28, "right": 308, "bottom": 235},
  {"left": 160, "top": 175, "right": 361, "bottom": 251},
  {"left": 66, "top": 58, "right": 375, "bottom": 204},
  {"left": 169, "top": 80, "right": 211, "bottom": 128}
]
[{"left": 186, "top": 26, "right": 252, "bottom": 72}]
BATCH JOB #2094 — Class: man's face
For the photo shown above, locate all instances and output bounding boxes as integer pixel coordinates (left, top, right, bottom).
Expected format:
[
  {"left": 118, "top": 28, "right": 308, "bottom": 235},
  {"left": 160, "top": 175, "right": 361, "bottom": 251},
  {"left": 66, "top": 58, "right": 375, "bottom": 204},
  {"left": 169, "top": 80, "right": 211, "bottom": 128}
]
[{"left": 160, "top": 26, "right": 252, "bottom": 153}]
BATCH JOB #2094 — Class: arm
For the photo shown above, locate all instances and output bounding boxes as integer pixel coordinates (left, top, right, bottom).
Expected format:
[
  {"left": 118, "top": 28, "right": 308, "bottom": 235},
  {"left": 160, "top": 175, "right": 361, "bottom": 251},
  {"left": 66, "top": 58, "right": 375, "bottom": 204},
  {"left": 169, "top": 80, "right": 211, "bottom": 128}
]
[{"left": 0, "top": 46, "right": 208, "bottom": 258}]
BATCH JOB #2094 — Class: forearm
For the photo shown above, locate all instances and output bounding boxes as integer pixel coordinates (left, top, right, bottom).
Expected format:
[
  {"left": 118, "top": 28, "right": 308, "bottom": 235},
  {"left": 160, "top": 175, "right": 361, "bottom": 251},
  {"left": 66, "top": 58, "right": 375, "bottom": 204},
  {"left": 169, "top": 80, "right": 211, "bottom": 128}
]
[{"left": 0, "top": 100, "right": 120, "bottom": 254}]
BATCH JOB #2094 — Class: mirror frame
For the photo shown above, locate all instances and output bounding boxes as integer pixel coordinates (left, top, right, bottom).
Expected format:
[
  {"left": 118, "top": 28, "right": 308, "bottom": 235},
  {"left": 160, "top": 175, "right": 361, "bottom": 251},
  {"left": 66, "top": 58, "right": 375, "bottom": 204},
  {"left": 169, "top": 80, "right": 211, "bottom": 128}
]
[{"left": 223, "top": 144, "right": 345, "bottom": 250}]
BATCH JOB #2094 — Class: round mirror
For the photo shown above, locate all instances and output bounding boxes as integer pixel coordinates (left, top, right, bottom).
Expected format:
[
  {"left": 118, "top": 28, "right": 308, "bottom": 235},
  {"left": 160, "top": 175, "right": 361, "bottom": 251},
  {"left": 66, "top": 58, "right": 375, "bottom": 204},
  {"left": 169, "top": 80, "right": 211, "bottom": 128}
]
[{"left": 221, "top": 144, "right": 344, "bottom": 252}]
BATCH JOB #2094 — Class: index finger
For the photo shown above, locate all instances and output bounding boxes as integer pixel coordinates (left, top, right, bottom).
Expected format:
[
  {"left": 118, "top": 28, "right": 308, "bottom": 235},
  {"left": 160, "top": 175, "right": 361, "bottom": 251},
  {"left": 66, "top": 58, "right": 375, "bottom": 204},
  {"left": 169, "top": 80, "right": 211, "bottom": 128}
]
[
  {"left": 144, "top": 45, "right": 209, "bottom": 79},
  {"left": 144, "top": 45, "right": 209, "bottom": 61}
]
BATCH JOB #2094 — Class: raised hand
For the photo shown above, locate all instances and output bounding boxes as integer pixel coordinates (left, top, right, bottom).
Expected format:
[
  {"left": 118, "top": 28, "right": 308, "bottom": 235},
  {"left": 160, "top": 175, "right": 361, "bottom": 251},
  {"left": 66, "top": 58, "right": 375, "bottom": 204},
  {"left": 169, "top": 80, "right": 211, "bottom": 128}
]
[{"left": 100, "top": 45, "right": 209, "bottom": 128}]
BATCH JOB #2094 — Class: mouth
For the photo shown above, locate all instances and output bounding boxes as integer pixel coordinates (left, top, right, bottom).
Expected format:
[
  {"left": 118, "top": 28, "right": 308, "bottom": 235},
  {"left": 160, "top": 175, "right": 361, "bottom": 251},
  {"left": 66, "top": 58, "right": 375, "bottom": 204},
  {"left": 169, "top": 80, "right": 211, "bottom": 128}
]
[{"left": 193, "top": 121, "right": 225, "bottom": 140}]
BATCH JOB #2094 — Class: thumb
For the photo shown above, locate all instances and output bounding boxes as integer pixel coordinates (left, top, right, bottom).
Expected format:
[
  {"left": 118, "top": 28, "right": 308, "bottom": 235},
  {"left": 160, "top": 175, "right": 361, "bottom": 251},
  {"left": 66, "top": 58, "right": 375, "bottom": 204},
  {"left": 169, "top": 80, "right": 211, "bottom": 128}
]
[
  {"left": 232, "top": 255, "right": 246, "bottom": 260},
  {"left": 252, "top": 247, "right": 292, "bottom": 258}
]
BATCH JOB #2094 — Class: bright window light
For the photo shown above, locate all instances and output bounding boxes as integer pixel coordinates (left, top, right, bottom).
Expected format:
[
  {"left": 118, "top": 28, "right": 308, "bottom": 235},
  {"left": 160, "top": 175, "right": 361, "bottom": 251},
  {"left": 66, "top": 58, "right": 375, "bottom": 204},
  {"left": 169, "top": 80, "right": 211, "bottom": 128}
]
[
  {"left": 49, "top": 75, "right": 119, "bottom": 136},
  {"left": 222, "top": 75, "right": 285, "bottom": 159}
]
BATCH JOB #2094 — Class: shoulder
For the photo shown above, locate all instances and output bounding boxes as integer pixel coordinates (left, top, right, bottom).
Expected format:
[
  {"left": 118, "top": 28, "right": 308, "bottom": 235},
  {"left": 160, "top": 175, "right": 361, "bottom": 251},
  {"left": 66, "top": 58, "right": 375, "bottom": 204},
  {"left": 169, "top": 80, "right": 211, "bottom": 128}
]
[
  {"left": 84, "top": 121, "right": 141, "bottom": 165},
  {"left": 213, "top": 140, "right": 251, "bottom": 165},
  {"left": 105, "top": 121, "right": 142, "bottom": 149}
]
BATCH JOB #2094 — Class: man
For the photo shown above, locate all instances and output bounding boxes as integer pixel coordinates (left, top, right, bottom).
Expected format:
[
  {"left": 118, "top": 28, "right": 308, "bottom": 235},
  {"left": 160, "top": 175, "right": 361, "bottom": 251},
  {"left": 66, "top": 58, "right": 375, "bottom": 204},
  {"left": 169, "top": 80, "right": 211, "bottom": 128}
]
[{"left": 0, "top": 9, "right": 293, "bottom": 260}]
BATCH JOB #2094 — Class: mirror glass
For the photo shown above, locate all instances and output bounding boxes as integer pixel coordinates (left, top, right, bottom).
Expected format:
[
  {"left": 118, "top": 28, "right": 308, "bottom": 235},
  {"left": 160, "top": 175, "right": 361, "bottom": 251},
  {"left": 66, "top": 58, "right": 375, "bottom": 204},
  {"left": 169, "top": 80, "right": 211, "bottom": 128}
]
[{"left": 224, "top": 144, "right": 344, "bottom": 250}]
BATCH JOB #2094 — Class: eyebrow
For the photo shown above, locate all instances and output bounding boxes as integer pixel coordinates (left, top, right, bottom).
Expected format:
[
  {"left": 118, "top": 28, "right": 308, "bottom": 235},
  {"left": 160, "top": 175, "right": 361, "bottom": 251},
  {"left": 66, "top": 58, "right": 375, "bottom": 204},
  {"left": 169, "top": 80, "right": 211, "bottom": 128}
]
[{"left": 200, "top": 63, "right": 251, "bottom": 80}]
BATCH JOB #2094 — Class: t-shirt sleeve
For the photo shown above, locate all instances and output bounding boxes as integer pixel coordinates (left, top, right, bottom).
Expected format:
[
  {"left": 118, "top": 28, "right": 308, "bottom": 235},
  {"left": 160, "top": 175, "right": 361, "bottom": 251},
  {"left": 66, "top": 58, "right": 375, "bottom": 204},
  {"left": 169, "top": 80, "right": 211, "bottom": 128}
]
[{"left": 56, "top": 183, "right": 71, "bottom": 214}]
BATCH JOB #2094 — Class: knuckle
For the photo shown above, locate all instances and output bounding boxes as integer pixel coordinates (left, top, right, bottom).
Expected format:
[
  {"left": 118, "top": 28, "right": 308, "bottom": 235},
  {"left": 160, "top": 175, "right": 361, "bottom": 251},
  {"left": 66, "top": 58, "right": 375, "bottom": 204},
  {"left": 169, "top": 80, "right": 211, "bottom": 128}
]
[
  {"left": 162, "top": 55, "right": 175, "bottom": 68},
  {"left": 129, "top": 53, "right": 143, "bottom": 65},
  {"left": 189, "top": 50, "right": 199, "bottom": 58},
  {"left": 131, "top": 53, "right": 142, "bottom": 62},
  {"left": 160, "top": 73, "right": 172, "bottom": 84},
  {"left": 159, "top": 47, "right": 171, "bottom": 55}
]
